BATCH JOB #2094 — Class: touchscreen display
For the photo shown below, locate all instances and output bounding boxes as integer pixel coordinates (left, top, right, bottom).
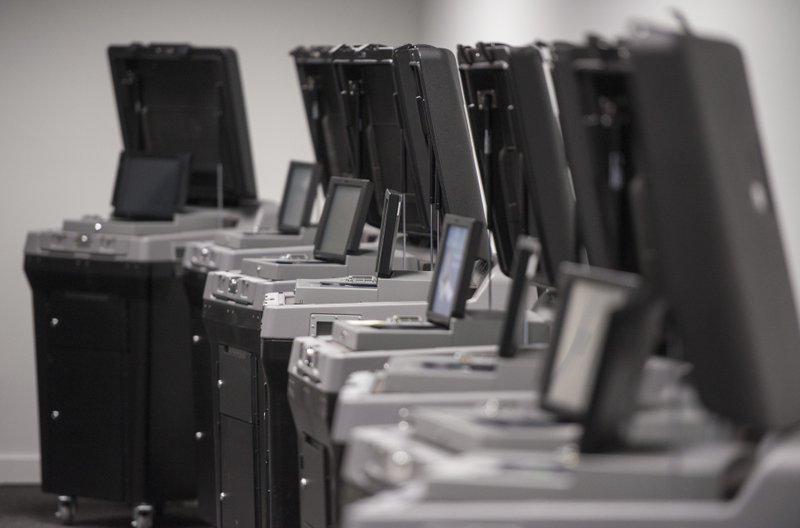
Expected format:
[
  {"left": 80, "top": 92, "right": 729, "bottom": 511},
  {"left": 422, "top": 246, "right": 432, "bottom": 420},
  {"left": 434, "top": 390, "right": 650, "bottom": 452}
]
[
  {"left": 113, "top": 154, "right": 185, "bottom": 220},
  {"left": 545, "top": 280, "right": 629, "bottom": 414},
  {"left": 280, "top": 165, "right": 314, "bottom": 230},
  {"left": 376, "top": 191, "right": 402, "bottom": 277},
  {"left": 429, "top": 224, "right": 469, "bottom": 319},
  {"left": 316, "top": 185, "right": 363, "bottom": 257}
]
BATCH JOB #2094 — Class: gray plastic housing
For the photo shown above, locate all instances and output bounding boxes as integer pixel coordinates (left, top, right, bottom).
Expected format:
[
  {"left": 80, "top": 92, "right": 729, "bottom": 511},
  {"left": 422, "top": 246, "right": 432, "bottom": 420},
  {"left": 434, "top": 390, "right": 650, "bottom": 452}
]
[
  {"left": 324, "top": 268, "right": 512, "bottom": 352},
  {"left": 331, "top": 313, "right": 505, "bottom": 351},
  {"left": 289, "top": 341, "right": 499, "bottom": 394},
  {"left": 376, "top": 348, "right": 545, "bottom": 394},
  {"left": 214, "top": 226, "right": 317, "bottom": 249},
  {"left": 202, "top": 250, "right": 414, "bottom": 305},
  {"left": 26, "top": 209, "right": 246, "bottom": 263},
  {"left": 342, "top": 429, "right": 800, "bottom": 528},
  {"left": 203, "top": 268, "right": 298, "bottom": 306},
  {"left": 262, "top": 301, "right": 430, "bottom": 340},
  {"left": 239, "top": 251, "right": 384, "bottom": 281},
  {"left": 340, "top": 401, "right": 740, "bottom": 514},
  {"left": 259, "top": 264, "right": 511, "bottom": 341},
  {"left": 294, "top": 271, "right": 433, "bottom": 305},
  {"left": 183, "top": 223, "right": 379, "bottom": 273},
  {"left": 183, "top": 241, "right": 316, "bottom": 274},
  {"left": 336, "top": 357, "right": 701, "bottom": 484}
]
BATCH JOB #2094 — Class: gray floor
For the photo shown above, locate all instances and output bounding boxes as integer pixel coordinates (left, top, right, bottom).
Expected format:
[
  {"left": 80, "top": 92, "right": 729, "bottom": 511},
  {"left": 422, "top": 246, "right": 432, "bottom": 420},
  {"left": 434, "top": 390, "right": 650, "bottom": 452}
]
[{"left": 0, "top": 485, "right": 206, "bottom": 527}]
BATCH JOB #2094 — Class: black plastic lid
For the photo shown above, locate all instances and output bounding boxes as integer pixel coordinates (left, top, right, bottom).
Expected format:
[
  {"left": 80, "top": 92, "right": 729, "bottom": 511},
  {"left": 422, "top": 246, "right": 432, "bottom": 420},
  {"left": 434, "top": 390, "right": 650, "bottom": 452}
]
[
  {"left": 291, "top": 46, "right": 355, "bottom": 194},
  {"left": 393, "top": 44, "right": 491, "bottom": 268},
  {"left": 550, "top": 41, "right": 639, "bottom": 273},
  {"left": 331, "top": 44, "right": 430, "bottom": 235},
  {"left": 458, "top": 43, "right": 576, "bottom": 284},
  {"left": 109, "top": 43, "right": 257, "bottom": 206}
]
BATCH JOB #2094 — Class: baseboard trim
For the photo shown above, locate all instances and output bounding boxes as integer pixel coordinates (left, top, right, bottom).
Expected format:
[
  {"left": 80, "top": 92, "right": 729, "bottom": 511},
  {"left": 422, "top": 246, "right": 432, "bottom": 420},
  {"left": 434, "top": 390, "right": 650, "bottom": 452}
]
[{"left": 0, "top": 454, "right": 40, "bottom": 484}]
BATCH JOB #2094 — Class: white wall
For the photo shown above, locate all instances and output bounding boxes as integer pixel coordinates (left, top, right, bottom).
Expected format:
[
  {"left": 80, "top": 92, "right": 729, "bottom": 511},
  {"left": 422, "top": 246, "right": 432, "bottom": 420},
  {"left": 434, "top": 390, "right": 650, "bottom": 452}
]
[
  {"left": 0, "top": 0, "right": 423, "bottom": 483},
  {"left": 419, "top": 0, "right": 800, "bottom": 312}
]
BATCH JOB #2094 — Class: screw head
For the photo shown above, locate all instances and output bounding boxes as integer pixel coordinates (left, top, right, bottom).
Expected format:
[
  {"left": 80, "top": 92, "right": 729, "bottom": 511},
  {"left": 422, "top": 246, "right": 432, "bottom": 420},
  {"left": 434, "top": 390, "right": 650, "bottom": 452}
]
[
  {"left": 300, "top": 478, "right": 308, "bottom": 488},
  {"left": 558, "top": 443, "right": 581, "bottom": 469},
  {"left": 481, "top": 398, "right": 501, "bottom": 418},
  {"left": 50, "top": 318, "right": 59, "bottom": 328},
  {"left": 51, "top": 410, "right": 60, "bottom": 420},
  {"left": 391, "top": 450, "right": 411, "bottom": 467}
]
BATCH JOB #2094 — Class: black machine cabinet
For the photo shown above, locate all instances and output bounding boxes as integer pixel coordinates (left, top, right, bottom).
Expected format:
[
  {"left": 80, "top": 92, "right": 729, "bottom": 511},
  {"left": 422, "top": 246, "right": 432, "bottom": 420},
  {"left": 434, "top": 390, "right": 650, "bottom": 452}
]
[
  {"left": 26, "top": 256, "right": 196, "bottom": 510},
  {"left": 202, "top": 300, "right": 299, "bottom": 528},
  {"left": 288, "top": 378, "right": 342, "bottom": 528},
  {"left": 184, "top": 266, "right": 218, "bottom": 524}
]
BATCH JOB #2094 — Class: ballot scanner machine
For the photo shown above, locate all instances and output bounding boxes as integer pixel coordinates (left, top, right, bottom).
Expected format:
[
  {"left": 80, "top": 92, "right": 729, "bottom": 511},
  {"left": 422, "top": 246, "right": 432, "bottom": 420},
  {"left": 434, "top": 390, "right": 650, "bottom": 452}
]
[{"left": 24, "top": 43, "right": 271, "bottom": 528}]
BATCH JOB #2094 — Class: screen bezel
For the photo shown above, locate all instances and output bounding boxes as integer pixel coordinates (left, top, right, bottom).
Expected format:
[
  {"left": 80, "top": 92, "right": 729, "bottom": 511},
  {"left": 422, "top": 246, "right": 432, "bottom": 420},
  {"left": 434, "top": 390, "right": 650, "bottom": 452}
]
[
  {"left": 278, "top": 160, "right": 321, "bottom": 234},
  {"left": 375, "top": 190, "right": 403, "bottom": 278},
  {"left": 579, "top": 293, "right": 665, "bottom": 452},
  {"left": 539, "top": 263, "right": 641, "bottom": 422},
  {"left": 111, "top": 150, "right": 190, "bottom": 221},
  {"left": 425, "top": 214, "right": 483, "bottom": 327},
  {"left": 497, "top": 236, "right": 541, "bottom": 359},
  {"left": 313, "top": 177, "right": 373, "bottom": 263}
]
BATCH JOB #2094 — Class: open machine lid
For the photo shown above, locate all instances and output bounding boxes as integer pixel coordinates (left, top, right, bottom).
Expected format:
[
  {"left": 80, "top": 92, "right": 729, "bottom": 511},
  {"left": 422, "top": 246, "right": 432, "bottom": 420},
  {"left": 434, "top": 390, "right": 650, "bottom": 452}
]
[
  {"left": 550, "top": 40, "right": 643, "bottom": 273},
  {"left": 629, "top": 25, "right": 800, "bottom": 429},
  {"left": 291, "top": 45, "right": 355, "bottom": 194},
  {"left": 393, "top": 44, "right": 492, "bottom": 270},
  {"left": 109, "top": 43, "right": 257, "bottom": 207},
  {"left": 313, "top": 177, "right": 373, "bottom": 263},
  {"left": 331, "top": 44, "right": 431, "bottom": 236},
  {"left": 458, "top": 43, "right": 576, "bottom": 285}
]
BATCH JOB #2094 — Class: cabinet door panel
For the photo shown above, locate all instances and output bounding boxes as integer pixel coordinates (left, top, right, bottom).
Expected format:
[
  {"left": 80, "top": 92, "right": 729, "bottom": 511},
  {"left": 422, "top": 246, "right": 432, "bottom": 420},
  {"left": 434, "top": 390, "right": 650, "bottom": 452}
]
[{"left": 220, "top": 416, "right": 256, "bottom": 528}]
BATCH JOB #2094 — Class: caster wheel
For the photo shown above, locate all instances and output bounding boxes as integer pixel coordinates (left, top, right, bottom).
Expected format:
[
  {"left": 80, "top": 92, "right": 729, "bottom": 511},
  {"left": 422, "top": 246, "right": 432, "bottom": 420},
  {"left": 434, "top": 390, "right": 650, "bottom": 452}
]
[
  {"left": 54, "top": 496, "right": 76, "bottom": 525},
  {"left": 131, "top": 503, "right": 154, "bottom": 528}
]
